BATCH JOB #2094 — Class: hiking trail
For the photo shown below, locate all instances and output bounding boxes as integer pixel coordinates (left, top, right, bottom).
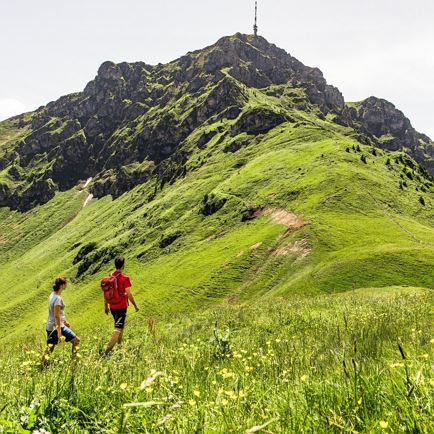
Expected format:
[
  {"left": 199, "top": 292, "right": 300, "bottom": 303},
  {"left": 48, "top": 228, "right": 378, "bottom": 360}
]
[{"left": 80, "top": 178, "right": 93, "bottom": 209}]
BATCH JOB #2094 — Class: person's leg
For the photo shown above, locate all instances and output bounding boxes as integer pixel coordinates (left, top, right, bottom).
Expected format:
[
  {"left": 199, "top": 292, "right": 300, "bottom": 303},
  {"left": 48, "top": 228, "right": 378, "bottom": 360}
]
[
  {"left": 116, "top": 309, "right": 127, "bottom": 347},
  {"left": 42, "top": 330, "right": 58, "bottom": 365},
  {"left": 71, "top": 336, "right": 81, "bottom": 354},
  {"left": 105, "top": 309, "right": 126, "bottom": 354},
  {"left": 118, "top": 329, "right": 124, "bottom": 345},
  {"left": 105, "top": 329, "right": 122, "bottom": 354},
  {"left": 62, "top": 326, "right": 79, "bottom": 355}
]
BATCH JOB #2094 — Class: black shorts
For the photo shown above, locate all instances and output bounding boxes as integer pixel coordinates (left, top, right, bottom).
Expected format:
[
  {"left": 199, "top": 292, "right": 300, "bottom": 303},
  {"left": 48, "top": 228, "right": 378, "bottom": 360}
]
[{"left": 111, "top": 308, "right": 127, "bottom": 330}]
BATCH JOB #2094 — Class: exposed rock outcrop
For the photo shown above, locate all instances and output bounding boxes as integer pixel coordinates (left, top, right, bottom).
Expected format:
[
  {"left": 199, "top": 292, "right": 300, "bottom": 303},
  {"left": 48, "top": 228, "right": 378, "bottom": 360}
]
[
  {"left": 230, "top": 108, "right": 288, "bottom": 136},
  {"left": 0, "top": 179, "right": 57, "bottom": 212},
  {"left": 337, "top": 97, "right": 434, "bottom": 174}
]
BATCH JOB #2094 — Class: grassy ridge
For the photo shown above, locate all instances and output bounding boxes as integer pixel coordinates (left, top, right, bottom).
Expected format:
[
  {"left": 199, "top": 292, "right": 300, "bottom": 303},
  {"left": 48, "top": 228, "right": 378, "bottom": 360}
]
[
  {"left": 0, "top": 289, "right": 432, "bottom": 432},
  {"left": 0, "top": 118, "right": 433, "bottom": 341}
]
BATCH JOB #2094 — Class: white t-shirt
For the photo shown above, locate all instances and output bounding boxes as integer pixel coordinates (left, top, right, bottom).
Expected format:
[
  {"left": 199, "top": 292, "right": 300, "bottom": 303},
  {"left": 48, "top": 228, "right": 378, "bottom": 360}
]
[{"left": 46, "top": 292, "right": 65, "bottom": 331}]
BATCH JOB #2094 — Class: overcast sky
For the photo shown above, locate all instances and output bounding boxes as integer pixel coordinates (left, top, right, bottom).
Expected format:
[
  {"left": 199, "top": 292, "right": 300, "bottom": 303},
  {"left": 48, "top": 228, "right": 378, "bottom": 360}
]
[{"left": 1, "top": 0, "right": 433, "bottom": 137}]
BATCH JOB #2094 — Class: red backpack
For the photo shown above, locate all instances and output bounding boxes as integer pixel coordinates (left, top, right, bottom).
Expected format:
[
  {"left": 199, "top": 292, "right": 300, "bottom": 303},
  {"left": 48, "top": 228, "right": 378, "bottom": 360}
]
[{"left": 101, "top": 272, "right": 124, "bottom": 304}]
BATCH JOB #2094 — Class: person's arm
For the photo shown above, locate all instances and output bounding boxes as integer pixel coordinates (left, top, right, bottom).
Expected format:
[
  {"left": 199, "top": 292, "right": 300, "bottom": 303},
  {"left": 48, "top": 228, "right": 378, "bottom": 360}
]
[
  {"left": 125, "top": 287, "right": 139, "bottom": 312},
  {"left": 54, "top": 305, "right": 63, "bottom": 339},
  {"left": 104, "top": 299, "right": 110, "bottom": 315}
]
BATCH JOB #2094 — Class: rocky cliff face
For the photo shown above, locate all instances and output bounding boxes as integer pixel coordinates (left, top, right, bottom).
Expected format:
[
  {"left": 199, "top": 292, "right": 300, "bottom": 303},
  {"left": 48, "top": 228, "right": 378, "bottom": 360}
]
[
  {"left": 0, "top": 33, "right": 432, "bottom": 211},
  {"left": 337, "top": 97, "right": 433, "bottom": 173}
]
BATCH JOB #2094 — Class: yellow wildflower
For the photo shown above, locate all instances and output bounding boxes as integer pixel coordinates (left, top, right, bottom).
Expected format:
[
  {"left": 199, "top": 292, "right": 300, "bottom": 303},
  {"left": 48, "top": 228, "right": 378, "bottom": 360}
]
[{"left": 379, "top": 421, "right": 388, "bottom": 429}]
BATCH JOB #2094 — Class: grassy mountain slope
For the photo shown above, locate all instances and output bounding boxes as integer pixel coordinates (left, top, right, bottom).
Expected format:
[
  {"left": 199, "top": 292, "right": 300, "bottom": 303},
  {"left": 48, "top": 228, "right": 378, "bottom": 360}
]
[{"left": 1, "top": 103, "right": 433, "bottom": 341}]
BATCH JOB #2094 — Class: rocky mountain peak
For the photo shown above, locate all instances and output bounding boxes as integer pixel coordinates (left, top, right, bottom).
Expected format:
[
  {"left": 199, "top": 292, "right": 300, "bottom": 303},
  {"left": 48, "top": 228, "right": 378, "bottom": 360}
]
[
  {"left": 337, "top": 96, "right": 433, "bottom": 173},
  {"left": 0, "top": 34, "right": 432, "bottom": 212},
  {"left": 97, "top": 60, "right": 123, "bottom": 80},
  {"left": 189, "top": 33, "right": 344, "bottom": 112}
]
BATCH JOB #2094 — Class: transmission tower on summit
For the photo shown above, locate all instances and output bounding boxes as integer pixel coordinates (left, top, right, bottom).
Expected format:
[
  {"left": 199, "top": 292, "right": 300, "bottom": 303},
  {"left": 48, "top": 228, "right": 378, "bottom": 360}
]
[{"left": 253, "top": 1, "right": 258, "bottom": 37}]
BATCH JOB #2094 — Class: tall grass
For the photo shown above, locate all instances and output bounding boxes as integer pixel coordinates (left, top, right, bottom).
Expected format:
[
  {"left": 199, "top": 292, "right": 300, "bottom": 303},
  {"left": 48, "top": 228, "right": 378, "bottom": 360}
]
[{"left": 0, "top": 289, "right": 432, "bottom": 433}]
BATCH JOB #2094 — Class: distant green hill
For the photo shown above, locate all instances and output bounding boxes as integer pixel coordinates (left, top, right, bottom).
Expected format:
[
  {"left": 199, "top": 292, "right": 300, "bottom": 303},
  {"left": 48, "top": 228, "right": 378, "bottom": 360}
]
[{"left": 0, "top": 34, "right": 433, "bottom": 342}]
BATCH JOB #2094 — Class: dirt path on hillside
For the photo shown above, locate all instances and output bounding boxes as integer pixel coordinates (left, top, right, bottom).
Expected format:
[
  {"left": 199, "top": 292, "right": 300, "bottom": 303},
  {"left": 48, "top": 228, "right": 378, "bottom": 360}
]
[
  {"left": 260, "top": 208, "right": 311, "bottom": 258},
  {"left": 82, "top": 193, "right": 94, "bottom": 208},
  {"left": 384, "top": 211, "right": 434, "bottom": 246},
  {"left": 77, "top": 177, "right": 93, "bottom": 193},
  {"left": 58, "top": 178, "right": 94, "bottom": 230},
  {"left": 79, "top": 178, "right": 93, "bottom": 209}
]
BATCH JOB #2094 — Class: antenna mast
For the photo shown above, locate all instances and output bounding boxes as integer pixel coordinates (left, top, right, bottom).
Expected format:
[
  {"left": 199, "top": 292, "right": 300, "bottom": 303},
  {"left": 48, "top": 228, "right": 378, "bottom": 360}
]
[{"left": 253, "top": 1, "right": 258, "bottom": 37}]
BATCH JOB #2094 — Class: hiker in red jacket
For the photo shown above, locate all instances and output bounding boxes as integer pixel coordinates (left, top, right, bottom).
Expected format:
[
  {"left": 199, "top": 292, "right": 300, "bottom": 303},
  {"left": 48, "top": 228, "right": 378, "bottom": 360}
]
[{"left": 104, "top": 256, "right": 139, "bottom": 355}]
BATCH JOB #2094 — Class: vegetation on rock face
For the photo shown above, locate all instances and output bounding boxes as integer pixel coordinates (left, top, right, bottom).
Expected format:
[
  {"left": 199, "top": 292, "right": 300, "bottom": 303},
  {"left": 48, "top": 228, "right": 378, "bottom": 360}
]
[
  {"left": 0, "top": 34, "right": 433, "bottom": 211},
  {"left": 336, "top": 97, "right": 434, "bottom": 173}
]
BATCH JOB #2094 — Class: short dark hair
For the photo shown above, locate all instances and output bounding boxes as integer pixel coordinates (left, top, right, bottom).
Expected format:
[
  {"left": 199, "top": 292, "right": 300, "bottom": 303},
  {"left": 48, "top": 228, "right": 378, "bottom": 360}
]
[
  {"left": 53, "top": 276, "right": 67, "bottom": 292},
  {"left": 115, "top": 256, "right": 125, "bottom": 270}
]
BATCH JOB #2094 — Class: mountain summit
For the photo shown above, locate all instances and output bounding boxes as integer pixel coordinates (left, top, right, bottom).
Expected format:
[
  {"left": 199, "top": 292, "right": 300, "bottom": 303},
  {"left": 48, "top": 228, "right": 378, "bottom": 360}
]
[{"left": 0, "top": 33, "right": 432, "bottom": 211}]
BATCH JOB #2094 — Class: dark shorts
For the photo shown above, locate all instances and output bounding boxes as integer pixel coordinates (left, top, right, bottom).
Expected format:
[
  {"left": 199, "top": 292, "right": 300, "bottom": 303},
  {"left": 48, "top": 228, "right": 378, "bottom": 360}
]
[
  {"left": 46, "top": 326, "right": 77, "bottom": 345},
  {"left": 111, "top": 308, "right": 127, "bottom": 330}
]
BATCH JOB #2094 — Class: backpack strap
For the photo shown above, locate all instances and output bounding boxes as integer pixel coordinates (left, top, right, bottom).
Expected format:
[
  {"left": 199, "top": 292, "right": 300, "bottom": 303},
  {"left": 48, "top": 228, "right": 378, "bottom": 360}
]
[{"left": 112, "top": 271, "right": 126, "bottom": 297}]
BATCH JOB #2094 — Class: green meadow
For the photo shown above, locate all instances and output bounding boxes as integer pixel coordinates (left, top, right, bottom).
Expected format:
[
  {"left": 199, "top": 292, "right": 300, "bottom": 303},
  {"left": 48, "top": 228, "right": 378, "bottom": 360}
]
[{"left": 0, "top": 288, "right": 432, "bottom": 432}]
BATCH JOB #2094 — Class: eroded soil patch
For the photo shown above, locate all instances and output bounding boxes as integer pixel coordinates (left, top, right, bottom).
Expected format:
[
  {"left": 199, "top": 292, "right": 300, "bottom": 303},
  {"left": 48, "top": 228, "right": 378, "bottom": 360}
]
[{"left": 260, "top": 207, "right": 309, "bottom": 229}]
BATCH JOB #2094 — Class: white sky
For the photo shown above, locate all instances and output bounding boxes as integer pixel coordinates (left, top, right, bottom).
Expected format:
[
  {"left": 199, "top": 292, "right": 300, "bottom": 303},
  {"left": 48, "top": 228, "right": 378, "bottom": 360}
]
[{"left": 0, "top": 0, "right": 433, "bottom": 138}]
